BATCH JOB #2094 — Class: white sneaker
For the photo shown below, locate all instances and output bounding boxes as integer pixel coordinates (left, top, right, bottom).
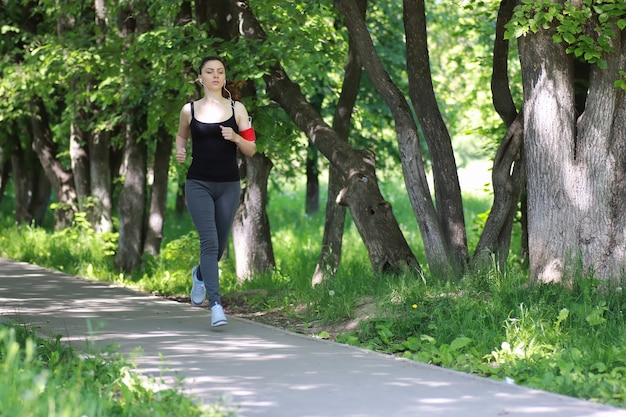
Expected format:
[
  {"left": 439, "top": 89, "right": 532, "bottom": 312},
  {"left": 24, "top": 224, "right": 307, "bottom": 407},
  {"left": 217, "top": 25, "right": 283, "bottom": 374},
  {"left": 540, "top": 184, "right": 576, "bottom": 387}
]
[
  {"left": 211, "top": 304, "right": 228, "bottom": 327},
  {"left": 190, "top": 266, "right": 206, "bottom": 307}
]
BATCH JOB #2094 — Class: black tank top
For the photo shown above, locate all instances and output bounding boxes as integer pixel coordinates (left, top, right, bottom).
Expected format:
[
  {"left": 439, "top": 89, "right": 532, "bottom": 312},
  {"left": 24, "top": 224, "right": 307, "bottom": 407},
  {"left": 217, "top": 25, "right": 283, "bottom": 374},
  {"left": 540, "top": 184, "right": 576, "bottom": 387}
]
[{"left": 186, "top": 100, "right": 240, "bottom": 182}]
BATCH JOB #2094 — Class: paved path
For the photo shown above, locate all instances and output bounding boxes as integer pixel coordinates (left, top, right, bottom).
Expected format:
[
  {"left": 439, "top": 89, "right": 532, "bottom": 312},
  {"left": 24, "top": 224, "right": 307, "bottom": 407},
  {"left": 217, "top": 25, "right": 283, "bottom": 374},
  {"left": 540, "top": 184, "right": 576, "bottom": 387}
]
[{"left": 1, "top": 257, "right": 625, "bottom": 417}]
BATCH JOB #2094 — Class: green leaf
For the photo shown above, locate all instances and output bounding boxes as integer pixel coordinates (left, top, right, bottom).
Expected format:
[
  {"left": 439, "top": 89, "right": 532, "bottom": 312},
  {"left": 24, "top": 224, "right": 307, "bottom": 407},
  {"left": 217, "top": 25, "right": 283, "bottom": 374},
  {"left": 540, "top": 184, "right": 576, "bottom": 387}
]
[
  {"left": 563, "top": 32, "right": 576, "bottom": 44},
  {"left": 450, "top": 337, "right": 473, "bottom": 352}
]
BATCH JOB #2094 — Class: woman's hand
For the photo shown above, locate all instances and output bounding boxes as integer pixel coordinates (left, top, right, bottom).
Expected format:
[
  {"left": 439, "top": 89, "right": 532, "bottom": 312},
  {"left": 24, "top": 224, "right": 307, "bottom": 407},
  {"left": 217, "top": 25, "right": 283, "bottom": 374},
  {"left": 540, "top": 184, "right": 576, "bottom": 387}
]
[
  {"left": 176, "top": 147, "right": 187, "bottom": 163},
  {"left": 220, "top": 126, "right": 240, "bottom": 143}
]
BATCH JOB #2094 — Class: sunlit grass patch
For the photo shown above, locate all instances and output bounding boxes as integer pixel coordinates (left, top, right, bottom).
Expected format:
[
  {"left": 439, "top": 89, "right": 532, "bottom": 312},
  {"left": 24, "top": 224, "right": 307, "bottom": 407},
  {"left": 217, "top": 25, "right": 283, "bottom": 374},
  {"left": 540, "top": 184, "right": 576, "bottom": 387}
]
[{"left": 0, "top": 323, "right": 235, "bottom": 417}]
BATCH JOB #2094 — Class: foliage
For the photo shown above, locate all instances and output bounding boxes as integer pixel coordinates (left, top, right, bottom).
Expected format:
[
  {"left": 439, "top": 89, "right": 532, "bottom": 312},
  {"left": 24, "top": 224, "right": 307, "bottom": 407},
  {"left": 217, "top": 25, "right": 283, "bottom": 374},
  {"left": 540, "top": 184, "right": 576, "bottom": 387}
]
[
  {"left": 0, "top": 323, "right": 235, "bottom": 417},
  {"left": 505, "top": 0, "right": 626, "bottom": 69},
  {"left": 425, "top": 0, "right": 515, "bottom": 164},
  {"left": 2, "top": 0, "right": 626, "bottom": 409},
  {"left": 3, "top": 176, "right": 626, "bottom": 408},
  {"left": 334, "top": 271, "right": 626, "bottom": 407},
  {"left": 0, "top": 211, "right": 118, "bottom": 278}
]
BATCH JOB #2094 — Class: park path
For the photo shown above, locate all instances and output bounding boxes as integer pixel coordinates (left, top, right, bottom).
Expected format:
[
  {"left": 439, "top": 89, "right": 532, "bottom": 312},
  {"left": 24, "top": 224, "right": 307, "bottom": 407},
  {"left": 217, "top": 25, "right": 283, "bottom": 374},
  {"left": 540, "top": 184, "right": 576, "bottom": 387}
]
[{"left": 1, "top": 257, "right": 625, "bottom": 417}]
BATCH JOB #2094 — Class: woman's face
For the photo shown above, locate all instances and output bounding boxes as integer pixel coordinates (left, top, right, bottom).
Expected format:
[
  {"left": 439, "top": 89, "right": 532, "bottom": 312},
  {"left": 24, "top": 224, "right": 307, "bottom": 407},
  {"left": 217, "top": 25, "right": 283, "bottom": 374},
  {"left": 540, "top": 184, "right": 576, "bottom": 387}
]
[{"left": 199, "top": 60, "right": 226, "bottom": 90}]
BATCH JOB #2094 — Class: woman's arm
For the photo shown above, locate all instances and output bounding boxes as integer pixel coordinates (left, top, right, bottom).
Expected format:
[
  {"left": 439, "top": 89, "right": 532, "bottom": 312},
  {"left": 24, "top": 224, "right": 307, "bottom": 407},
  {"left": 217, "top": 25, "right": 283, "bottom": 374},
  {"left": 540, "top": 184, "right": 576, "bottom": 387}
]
[
  {"left": 175, "top": 103, "right": 192, "bottom": 163},
  {"left": 227, "top": 101, "right": 257, "bottom": 157}
]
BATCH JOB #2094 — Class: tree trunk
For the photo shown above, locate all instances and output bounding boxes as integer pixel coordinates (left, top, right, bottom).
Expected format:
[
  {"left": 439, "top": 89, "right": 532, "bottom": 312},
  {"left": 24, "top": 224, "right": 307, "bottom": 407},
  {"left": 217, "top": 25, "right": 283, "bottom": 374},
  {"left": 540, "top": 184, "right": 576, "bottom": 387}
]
[
  {"left": 233, "top": 153, "right": 275, "bottom": 281},
  {"left": 313, "top": 0, "right": 365, "bottom": 286},
  {"left": 520, "top": 25, "right": 626, "bottom": 283},
  {"left": 70, "top": 108, "right": 90, "bottom": 212},
  {"left": 403, "top": 0, "right": 468, "bottom": 273},
  {"left": 89, "top": 127, "right": 113, "bottom": 232},
  {"left": 472, "top": 0, "right": 526, "bottom": 268},
  {"left": 115, "top": 121, "right": 148, "bottom": 272},
  {"left": 336, "top": 149, "right": 419, "bottom": 272},
  {"left": 0, "top": 143, "right": 8, "bottom": 206},
  {"left": 473, "top": 113, "right": 525, "bottom": 268},
  {"left": 491, "top": 0, "right": 518, "bottom": 127},
  {"left": 30, "top": 97, "right": 77, "bottom": 229},
  {"left": 210, "top": 0, "right": 277, "bottom": 280},
  {"left": 143, "top": 127, "right": 172, "bottom": 256},
  {"left": 336, "top": 0, "right": 451, "bottom": 276},
  {"left": 305, "top": 143, "right": 319, "bottom": 214},
  {"left": 271, "top": 67, "right": 420, "bottom": 272},
  {"left": 236, "top": 0, "right": 419, "bottom": 273},
  {"left": 29, "top": 162, "right": 52, "bottom": 227},
  {"left": 10, "top": 138, "right": 33, "bottom": 224},
  {"left": 114, "top": 5, "right": 151, "bottom": 272}
]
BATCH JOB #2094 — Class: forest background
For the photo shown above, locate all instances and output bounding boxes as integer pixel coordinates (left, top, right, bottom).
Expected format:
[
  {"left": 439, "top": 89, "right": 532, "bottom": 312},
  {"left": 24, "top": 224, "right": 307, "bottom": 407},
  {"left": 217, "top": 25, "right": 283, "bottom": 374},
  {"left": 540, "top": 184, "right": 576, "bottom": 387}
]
[{"left": 1, "top": 0, "right": 626, "bottom": 410}]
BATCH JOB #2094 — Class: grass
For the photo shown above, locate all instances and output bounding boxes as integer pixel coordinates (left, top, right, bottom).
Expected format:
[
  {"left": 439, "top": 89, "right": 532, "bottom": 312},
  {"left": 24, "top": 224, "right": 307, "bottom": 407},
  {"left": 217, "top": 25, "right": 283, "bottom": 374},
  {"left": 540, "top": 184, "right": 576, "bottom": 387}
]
[
  {"left": 1, "top": 176, "right": 626, "bottom": 409},
  {"left": 0, "top": 322, "right": 235, "bottom": 417}
]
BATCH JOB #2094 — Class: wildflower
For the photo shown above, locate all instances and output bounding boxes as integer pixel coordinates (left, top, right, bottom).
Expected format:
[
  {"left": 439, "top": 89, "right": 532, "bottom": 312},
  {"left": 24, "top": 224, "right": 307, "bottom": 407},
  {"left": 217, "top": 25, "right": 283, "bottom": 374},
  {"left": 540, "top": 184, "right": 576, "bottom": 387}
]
[
  {"left": 328, "top": 290, "right": 335, "bottom": 296},
  {"left": 412, "top": 304, "right": 418, "bottom": 309}
]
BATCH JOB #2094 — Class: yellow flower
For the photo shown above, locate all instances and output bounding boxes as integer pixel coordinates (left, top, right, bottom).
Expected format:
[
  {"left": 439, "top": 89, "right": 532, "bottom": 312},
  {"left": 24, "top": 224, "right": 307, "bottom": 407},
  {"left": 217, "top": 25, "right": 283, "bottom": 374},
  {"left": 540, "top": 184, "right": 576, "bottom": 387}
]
[{"left": 412, "top": 304, "right": 418, "bottom": 309}]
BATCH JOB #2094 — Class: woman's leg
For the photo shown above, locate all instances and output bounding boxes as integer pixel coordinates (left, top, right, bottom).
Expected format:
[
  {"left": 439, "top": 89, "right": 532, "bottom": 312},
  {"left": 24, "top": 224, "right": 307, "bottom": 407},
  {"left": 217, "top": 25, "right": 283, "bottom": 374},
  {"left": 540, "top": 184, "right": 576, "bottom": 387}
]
[
  {"left": 185, "top": 180, "right": 219, "bottom": 305},
  {"left": 214, "top": 181, "right": 241, "bottom": 262},
  {"left": 185, "top": 180, "right": 240, "bottom": 307}
]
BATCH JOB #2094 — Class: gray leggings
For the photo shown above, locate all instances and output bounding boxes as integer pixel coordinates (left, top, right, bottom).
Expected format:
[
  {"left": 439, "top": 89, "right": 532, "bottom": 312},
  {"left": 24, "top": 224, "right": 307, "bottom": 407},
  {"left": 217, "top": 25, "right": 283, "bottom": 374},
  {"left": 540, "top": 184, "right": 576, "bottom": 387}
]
[{"left": 185, "top": 179, "right": 240, "bottom": 306}]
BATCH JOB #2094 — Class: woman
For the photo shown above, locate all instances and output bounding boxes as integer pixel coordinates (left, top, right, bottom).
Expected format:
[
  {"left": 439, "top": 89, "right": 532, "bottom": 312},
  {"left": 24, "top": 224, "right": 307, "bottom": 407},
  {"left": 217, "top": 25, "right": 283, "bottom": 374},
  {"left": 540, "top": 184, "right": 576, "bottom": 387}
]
[{"left": 175, "top": 56, "right": 256, "bottom": 327}]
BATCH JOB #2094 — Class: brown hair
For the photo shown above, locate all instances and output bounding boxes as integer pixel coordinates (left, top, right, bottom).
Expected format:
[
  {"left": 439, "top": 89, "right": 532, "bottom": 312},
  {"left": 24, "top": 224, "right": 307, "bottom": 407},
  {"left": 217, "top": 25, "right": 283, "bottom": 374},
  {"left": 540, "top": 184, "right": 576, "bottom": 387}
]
[{"left": 198, "top": 55, "right": 245, "bottom": 100}]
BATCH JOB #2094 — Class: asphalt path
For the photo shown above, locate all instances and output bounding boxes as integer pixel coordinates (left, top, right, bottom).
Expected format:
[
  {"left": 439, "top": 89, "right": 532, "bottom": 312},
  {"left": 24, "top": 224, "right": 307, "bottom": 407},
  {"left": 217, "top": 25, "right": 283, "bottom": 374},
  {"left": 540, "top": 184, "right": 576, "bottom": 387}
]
[{"left": 1, "top": 257, "right": 625, "bottom": 417}]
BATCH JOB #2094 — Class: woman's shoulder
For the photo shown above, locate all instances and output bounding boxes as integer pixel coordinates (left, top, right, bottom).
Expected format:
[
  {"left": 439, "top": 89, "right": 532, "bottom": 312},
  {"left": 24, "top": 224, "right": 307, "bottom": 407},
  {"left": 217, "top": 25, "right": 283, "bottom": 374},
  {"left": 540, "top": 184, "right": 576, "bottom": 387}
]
[
  {"left": 180, "top": 101, "right": 194, "bottom": 113},
  {"left": 233, "top": 100, "right": 248, "bottom": 115}
]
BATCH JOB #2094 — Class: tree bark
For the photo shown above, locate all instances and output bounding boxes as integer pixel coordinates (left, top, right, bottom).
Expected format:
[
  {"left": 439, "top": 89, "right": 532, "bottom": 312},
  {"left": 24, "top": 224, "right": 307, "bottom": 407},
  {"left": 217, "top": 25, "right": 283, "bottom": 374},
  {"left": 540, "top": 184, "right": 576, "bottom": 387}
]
[
  {"left": 271, "top": 72, "right": 420, "bottom": 272},
  {"left": 115, "top": 121, "right": 148, "bottom": 272},
  {"left": 143, "top": 127, "right": 172, "bottom": 256},
  {"left": 233, "top": 153, "right": 275, "bottom": 281},
  {"left": 472, "top": 0, "right": 525, "bottom": 269},
  {"left": 236, "top": 0, "right": 419, "bottom": 273},
  {"left": 305, "top": 144, "right": 320, "bottom": 214},
  {"left": 312, "top": 0, "right": 365, "bottom": 286},
  {"left": 336, "top": 0, "right": 453, "bottom": 276},
  {"left": 88, "top": 127, "right": 113, "bottom": 232},
  {"left": 491, "top": 0, "right": 518, "bottom": 127},
  {"left": 206, "top": 0, "right": 277, "bottom": 280},
  {"left": 520, "top": 24, "right": 626, "bottom": 282},
  {"left": 10, "top": 137, "right": 33, "bottom": 224},
  {"left": 114, "top": 5, "right": 150, "bottom": 272},
  {"left": 29, "top": 97, "right": 77, "bottom": 229},
  {"left": 472, "top": 113, "right": 525, "bottom": 268},
  {"left": 0, "top": 143, "right": 7, "bottom": 206},
  {"left": 70, "top": 109, "right": 91, "bottom": 211},
  {"left": 403, "top": 0, "right": 468, "bottom": 274},
  {"left": 4, "top": 113, "right": 49, "bottom": 227}
]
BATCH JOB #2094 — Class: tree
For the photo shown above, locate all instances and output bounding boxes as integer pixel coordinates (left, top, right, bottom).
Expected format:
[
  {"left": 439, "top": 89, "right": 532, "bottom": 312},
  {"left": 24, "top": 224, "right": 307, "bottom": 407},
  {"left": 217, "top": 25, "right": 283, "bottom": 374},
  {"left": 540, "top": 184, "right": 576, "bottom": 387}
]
[
  {"left": 202, "top": 0, "right": 277, "bottom": 280},
  {"left": 510, "top": 0, "right": 626, "bottom": 282},
  {"left": 472, "top": 0, "right": 526, "bottom": 270},
  {"left": 238, "top": 0, "right": 421, "bottom": 274},
  {"left": 114, "top": 3, "right": 151, "bottom": 272},
  {"left": 313, "top": 0, "right": 366, "bottom": 286}
]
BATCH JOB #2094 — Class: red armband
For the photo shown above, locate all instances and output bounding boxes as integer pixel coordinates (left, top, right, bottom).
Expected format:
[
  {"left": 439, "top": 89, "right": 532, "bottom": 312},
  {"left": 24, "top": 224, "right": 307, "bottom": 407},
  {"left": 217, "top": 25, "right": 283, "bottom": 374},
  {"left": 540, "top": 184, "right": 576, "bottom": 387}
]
[{"left": 239, "top": 127, "right": 256, "bottom": 142}]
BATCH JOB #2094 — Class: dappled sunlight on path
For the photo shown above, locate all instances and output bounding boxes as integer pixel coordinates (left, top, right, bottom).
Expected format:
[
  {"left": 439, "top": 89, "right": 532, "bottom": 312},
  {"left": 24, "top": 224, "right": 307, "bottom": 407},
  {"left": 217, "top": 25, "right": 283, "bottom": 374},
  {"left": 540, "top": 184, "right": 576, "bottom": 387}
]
[{"left": 2, "top": 258, "right": 624, "bottom": 417}]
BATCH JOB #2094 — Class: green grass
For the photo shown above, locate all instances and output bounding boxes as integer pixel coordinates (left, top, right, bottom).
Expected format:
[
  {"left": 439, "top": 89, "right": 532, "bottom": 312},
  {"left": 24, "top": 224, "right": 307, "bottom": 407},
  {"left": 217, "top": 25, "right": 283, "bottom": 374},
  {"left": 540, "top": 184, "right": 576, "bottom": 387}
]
[
  {"left": 0, "top": 322, "right": 235, "bottom": 417},
  {"left": 1, "top": 177, "right": 626, "bottom": 409}
]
